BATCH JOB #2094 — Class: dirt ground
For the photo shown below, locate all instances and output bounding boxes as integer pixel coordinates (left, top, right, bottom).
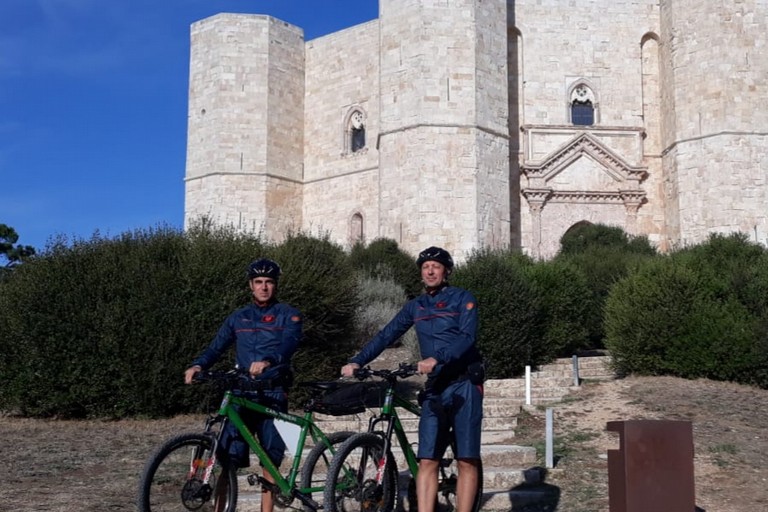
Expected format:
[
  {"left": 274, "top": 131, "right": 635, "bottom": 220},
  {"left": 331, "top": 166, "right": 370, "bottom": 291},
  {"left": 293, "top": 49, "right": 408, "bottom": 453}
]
[
  {"left": 1, "top": 375, "right": 766, "bottom": 511},
  {"left": 513, "top": 375, "right": 768, "bottom": 512}
]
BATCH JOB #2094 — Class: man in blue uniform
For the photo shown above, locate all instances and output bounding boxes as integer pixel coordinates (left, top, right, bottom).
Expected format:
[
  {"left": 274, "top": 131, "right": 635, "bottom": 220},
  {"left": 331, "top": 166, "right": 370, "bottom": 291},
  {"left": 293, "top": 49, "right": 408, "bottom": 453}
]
[
  {"left": 341, "top": 246, "right": 483, "bottom": 512},
  {"left": 185, "top": 258, "right": 302, "bottom": 512}
]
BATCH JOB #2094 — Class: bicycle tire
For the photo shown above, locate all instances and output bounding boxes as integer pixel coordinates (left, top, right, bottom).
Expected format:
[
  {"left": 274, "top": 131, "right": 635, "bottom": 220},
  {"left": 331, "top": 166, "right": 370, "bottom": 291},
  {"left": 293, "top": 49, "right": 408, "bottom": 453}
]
[
  {"left": 406, "top": 458, "right": 483, "bottom": 512},
  {"left": 137, "top": 432, "right": 237, "bottom": 512},
  {"left": 299, "top": 431, "right": 355, "bottom": 512},
  {"left": 323, "top": 432, "right": 398, "bottom": 512}
]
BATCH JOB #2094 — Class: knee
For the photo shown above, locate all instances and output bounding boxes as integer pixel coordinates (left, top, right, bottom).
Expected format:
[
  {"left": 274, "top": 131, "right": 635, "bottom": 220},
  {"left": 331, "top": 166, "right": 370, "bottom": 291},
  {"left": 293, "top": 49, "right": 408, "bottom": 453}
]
[
  {"left": 418, "top": 458, "right": 440, "bottom": 476},
  {"left": 457, "top": 458, "right": 481, "bottom": 471}
]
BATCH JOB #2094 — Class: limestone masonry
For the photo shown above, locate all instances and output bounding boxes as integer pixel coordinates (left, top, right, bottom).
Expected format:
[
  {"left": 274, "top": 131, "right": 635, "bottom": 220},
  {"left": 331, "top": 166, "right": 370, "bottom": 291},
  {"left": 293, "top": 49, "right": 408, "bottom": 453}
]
[{"left": 185, "top": 0, "right": 768, "bottom": 261}]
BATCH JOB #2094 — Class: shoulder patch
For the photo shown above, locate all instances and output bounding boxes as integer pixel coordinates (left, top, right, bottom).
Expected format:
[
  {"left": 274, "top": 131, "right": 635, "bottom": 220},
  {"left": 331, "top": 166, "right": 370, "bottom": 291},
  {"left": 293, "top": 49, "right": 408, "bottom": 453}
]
[
  {"left": 466, "top": 302, "right": 475, "bottom": 310},
  {"left": 291, "top": 315, "right": 301, "bottom": 322}
]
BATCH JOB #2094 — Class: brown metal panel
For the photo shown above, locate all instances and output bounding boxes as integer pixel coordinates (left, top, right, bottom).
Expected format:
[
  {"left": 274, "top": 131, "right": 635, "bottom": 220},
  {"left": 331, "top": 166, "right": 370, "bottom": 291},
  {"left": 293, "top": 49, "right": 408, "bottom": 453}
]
[{"left": 606, "top": 420, "right": 695, "bottom": 512}]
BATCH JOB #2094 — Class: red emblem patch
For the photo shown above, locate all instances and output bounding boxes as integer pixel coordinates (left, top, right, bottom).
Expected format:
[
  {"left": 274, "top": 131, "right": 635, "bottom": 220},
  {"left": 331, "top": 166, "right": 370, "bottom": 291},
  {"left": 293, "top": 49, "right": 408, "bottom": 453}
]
[
  {"left": 262, "top": 315, "right": 275, "bottom": 323},
  {"left": 291, "top": 315, "right": 301, "bottom": 322},
  {"left": 436, "top": 301, "right": 447, "bottom": 309},
  {"left": 466, "top": 302, "right": 475, "bottom": 310}
]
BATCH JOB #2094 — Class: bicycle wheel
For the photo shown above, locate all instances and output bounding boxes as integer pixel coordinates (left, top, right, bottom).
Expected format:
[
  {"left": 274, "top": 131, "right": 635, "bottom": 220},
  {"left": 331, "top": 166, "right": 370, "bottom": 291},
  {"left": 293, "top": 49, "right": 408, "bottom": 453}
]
[
  {"left": 406, "top": 457, "right": 483, "bottom": 512},
  {"left": 299, "top": 431, "right": 354, "bottom": 512},
  {"left": 323, "top": 432, "right": 398, "bottom": 512},
  {"left": 138, "top": 432, "right": 237, "bottom": 512}
]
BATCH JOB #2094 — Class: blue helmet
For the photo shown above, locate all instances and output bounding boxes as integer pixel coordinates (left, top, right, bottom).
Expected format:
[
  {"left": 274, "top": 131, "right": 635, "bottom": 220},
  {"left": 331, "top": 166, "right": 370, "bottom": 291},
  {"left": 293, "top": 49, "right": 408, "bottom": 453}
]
[
  {"left": 247, "top": 258, "right": 281, "bottom": 281},
  {"left": 416, "top": 246, "right": 454, "bottom": 272}
]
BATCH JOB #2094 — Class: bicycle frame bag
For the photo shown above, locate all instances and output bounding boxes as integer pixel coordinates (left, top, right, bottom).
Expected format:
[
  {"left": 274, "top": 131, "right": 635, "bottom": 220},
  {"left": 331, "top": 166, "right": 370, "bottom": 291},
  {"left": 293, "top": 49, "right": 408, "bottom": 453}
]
[{"left": 317, "top": 381, "right": 388, "bottom": 416}]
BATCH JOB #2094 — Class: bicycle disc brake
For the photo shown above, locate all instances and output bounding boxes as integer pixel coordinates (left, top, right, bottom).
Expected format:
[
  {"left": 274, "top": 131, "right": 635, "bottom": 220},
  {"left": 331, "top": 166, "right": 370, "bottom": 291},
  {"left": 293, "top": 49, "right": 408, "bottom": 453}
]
[
  {"left": 181, "top": 477, "right": 212, "bottom": 510},
  {"left": 360, "top": 479, "right": 385, "bottom": 512}
]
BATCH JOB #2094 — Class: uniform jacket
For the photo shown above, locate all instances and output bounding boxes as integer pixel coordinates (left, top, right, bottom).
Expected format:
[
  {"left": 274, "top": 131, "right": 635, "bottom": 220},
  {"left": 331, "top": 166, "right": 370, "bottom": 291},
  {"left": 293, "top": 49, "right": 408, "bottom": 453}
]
[
  {"left": 192, "top": 300, "right": 303, "bottom": 382},
  {"left": 350, "top": 285, "right": 480, "bottom": 381}
]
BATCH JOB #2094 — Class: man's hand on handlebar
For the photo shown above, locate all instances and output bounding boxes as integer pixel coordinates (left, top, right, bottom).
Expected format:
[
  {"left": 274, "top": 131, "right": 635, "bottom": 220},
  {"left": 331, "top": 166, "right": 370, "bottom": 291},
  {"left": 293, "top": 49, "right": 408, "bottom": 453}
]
[
  {"left": 184, "top": 365, "right": 202, "bottom": 385},
  {"left": 249, "top": 360, "right": 271, "bottom": 377},
  {"left": 340, "top": 362, "right": 360, "bottom": 378},
  {"left": 417, "top": 357, "right": 438, "bottom": 375}
]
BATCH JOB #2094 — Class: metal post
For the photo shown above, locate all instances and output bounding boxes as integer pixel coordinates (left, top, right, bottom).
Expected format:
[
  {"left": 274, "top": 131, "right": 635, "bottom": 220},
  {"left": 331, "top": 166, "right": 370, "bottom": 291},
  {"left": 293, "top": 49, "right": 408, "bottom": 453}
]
[
  {"left": 546, "top": 408, "right": 554, "bottom": 468},
  {"left": 525, "top": 365, "right": 531, "bottom": 405},
  {"left": 572, "top": 355, "right": 580, "bottom": 387}
]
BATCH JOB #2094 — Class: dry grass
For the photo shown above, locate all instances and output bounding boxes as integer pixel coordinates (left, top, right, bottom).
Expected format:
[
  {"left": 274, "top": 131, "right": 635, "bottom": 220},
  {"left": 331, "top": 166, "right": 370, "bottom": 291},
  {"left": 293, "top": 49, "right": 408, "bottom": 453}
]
[
  {"left": 1, "top": 375, "right": 766, "bottom": 511},
  {"left": 513, "top": 375, "right": 768, "bottom": 512}
]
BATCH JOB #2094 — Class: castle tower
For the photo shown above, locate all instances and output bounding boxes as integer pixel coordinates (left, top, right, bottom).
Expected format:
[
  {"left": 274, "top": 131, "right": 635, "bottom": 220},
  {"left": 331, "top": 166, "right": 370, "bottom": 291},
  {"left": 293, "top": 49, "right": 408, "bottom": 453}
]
[
  {"left": 377, "top": 0, "right": 511, "bottom": 260},
  {"left": 185, "top": 14, "right": 305, "bottom": 239},
  {"left": 659, "top": 0, "right": 768, "bottom": 248}
]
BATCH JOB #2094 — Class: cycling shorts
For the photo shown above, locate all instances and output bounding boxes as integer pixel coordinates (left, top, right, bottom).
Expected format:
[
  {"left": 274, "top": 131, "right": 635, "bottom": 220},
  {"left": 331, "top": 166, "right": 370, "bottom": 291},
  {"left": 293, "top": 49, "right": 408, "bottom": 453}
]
[{"left": 417, "top": 378, "right": 483, "bottom": 460}]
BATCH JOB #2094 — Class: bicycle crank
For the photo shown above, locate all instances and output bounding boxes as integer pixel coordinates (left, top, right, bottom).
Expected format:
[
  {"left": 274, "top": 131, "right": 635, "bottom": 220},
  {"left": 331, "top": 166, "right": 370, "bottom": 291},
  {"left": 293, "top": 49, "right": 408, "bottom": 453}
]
[{"left": 246, "top": 474, "right": 296, "bottom": 508}]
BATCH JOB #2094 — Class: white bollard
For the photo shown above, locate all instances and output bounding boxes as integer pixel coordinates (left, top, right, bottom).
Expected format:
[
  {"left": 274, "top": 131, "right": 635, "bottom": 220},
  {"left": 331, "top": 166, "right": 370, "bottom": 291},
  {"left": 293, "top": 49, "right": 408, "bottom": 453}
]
[{"left": 525, "top": 365, "right": 531, "bottom": 405}]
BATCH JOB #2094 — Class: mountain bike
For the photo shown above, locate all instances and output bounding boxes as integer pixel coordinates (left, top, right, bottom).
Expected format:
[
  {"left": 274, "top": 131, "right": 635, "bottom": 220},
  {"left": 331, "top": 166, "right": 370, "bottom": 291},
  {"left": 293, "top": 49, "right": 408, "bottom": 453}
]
[
  {"left": 323, "top": 364, "right": 483, "bottom": 512},
  {"left": 137, "top": 368, "right": 358, "bottom": 512}
]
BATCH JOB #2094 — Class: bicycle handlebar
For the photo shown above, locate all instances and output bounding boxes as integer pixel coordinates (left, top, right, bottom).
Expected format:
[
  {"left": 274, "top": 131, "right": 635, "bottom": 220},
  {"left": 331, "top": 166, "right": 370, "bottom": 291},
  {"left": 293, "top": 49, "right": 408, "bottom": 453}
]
[
  {"left": 352, "top": 363, "right": 419, "bottom": 382},
  {"left": 192, "top": 368, "right": 277, "bottom": 391}
]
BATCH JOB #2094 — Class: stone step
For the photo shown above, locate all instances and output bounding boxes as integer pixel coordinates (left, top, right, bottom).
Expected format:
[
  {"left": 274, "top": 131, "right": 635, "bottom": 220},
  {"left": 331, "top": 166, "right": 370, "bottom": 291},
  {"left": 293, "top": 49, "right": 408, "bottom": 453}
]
[
  {"left": 236, "top": 446, "right": 538, "bottom": 507},
  {"left": 234, "top": 468, "right": 553, "bottom": 511},
  {"left": 314, "top": 408, "right": 525, "bottom": 430},
  {"left": 234, "top": 487, "right": 559, "bottom": 512}
]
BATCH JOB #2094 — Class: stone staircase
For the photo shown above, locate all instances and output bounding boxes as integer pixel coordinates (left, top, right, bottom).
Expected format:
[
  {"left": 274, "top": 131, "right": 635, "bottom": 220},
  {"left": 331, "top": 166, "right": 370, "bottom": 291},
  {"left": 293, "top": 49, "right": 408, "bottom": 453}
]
[{"left": 236, "top": 354, "right": 614, "bottom": 511}]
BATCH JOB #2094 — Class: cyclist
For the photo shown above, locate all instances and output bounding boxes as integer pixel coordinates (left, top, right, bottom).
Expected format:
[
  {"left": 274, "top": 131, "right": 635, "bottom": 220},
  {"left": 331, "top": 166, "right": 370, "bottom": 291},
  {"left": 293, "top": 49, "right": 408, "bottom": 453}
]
[
  {"left": 341, "top": 246, "right": 484, "bottom": 512},
  {"left": 185, "top": 258, "right": 303, "bottom": 512}
]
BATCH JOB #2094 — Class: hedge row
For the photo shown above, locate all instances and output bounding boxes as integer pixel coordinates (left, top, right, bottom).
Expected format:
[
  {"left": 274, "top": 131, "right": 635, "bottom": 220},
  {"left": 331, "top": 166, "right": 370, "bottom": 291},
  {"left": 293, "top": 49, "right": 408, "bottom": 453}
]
[
  {"left": 0, "top": 226, "right": 359, "bottom": 418},
  {"left": 1, "top": 225, "right": 765, "bottom": 419}
]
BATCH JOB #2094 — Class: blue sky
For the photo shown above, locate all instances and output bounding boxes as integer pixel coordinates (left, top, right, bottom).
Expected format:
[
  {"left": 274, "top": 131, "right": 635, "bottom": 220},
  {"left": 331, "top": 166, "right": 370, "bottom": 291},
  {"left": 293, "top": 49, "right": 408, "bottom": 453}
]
[{"left": 0, "top": 0, "right": 378, "bottom": 252}]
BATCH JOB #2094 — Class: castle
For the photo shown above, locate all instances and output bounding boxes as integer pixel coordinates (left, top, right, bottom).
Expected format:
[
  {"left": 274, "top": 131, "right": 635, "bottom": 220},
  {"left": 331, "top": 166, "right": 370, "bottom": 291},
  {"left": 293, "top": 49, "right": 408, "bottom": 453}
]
[{"left": 184, "top": 0, "right": 767, "bottom": 261}]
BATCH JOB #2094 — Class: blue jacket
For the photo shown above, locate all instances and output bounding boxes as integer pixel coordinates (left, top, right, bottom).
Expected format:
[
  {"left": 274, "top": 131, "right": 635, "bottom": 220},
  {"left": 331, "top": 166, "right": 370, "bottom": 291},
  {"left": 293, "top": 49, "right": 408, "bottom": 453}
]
[
  {"left": 192, "top": 300, "right": 303, "bottom": 382},
  {"left": 350, "top": 285, "right": 480, "bottom": 380}
]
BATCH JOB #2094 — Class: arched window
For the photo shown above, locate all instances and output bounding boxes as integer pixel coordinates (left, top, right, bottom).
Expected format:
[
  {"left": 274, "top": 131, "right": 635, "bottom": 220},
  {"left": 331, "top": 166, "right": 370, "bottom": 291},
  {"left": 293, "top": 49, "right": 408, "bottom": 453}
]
[
  {"left": 345, "top": 109, "right": 366, "bottom": 154},
  {"left": 569, "top": 84, "right": 596, "bottom": 126},
  {"left": 349, "top": 212, "right": 364, "bottom": 244}
]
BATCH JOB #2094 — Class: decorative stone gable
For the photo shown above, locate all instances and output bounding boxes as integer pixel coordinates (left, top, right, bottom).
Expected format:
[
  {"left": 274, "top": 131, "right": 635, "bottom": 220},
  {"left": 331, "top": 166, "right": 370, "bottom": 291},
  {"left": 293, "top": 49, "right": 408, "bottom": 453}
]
[{"left": 522, "top": 132, "right": 647, "bottom": 208}]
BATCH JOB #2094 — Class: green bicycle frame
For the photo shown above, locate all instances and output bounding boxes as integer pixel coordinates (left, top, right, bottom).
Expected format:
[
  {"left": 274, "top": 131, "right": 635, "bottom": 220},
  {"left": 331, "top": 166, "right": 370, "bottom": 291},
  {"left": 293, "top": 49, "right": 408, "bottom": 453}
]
[
  {"left": 375, "top": 385, "right": 422, "bottom": 477},
  {"left": 216, "top": 389, "right": 336, "bottom": 497}
]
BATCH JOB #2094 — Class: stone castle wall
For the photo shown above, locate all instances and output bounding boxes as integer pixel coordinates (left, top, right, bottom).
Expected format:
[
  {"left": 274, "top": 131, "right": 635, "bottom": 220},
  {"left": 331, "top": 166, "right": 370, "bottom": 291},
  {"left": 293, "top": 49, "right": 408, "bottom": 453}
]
[
  {"left": 661, "top": 0, "right": 768, "bottom": 248},
  {"left": 184, "top": 0, "right": 768, "bottom": 260}
]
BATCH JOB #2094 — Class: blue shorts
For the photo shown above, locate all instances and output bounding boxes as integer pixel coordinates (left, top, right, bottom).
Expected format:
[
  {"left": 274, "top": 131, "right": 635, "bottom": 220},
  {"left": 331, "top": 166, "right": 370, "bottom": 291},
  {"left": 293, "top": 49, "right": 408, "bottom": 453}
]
[
  {"left": 417, "top": 378, "right": 483, "bottom": 460},
  {"left": 218, "top": 389, "right": 287, "bottom": 468}
]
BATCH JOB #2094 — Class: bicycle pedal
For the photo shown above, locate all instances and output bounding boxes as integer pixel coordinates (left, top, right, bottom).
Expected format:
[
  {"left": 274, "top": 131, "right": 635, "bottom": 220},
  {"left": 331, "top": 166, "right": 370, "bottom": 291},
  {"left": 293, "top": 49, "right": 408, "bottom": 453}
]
[{"left": 246, "top": 474, "right": 260, "bottom": 486}]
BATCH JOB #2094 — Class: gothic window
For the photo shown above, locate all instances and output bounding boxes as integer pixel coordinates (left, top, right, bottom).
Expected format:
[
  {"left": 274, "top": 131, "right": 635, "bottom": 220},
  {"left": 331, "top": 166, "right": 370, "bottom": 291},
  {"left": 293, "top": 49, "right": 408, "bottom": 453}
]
[
  {"left": 569, "top": 84, "right": 596, "bottom": 126},
  {"left": 343, "top": 107, "right": 366, "bottom": 155},
  {"left": 348, "top": 110, "right": 366, "bottom": 153}
]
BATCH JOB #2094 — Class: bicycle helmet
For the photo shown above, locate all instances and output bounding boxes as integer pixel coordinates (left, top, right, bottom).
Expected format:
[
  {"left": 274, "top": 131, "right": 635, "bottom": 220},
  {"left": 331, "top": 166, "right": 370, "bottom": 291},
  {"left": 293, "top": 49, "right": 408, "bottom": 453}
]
[
  {"left": 416, "top": 246, "right": 454, "bottom": 272},
  {"left": 246, "top": 258, "right": 282, "bottom": 281}
]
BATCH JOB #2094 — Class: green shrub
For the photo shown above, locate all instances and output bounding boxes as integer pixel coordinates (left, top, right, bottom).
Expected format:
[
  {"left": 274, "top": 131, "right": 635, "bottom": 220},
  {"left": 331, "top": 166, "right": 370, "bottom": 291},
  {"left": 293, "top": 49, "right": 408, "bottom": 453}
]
[
  {"left": 559, "top": 222, "right": 657, "bottom": 257},
  {"left": 605, "top": 256, "right": 767, "bottom": 388},
  {"left": 348, "top": 238, "right": 421, "bottom": 298},
  {"left": 0, "top": 227, "right": 361, "bottom": 417},
  {"left": 452, "top": 249, "right": 546, "bottom": 378},
  {"left": 556, "top": 245, "right": 655, "bottom": 348},
  {"left": 523, "top": 259, "right": 592, "bottom": 359},
  {"left": 0, "top": 227, "right": 201, "bottom": 417}
]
